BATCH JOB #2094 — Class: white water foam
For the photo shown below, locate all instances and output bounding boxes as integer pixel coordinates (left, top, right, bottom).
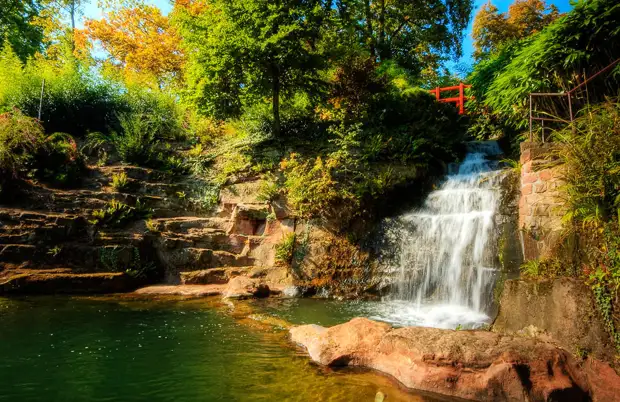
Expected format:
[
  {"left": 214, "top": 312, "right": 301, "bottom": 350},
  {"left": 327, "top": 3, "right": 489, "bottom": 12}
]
[{"left": 374, "top": 141, "right": 504, "bottom": 329}]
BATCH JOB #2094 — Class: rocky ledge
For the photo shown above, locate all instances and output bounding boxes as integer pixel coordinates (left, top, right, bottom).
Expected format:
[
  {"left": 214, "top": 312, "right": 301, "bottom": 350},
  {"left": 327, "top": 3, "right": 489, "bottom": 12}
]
[{"left": 290, "top": 317, "right": 620, "bottom": 402}]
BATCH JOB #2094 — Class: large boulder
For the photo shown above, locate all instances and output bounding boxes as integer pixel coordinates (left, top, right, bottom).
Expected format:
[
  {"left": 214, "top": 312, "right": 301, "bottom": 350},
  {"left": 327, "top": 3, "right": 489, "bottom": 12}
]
[
  {"left": 223, "top": 276, "right": 270, "bottom": 299},
  {"left": 290, "top": 317, "right": 620, "bottom": 402}
]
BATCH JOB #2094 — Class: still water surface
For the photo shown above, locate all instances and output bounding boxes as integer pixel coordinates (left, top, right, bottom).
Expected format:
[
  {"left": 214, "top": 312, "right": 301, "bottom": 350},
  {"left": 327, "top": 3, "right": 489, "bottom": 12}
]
[{"left": 0, "top": 296, "right": 457, "bottom": 402}]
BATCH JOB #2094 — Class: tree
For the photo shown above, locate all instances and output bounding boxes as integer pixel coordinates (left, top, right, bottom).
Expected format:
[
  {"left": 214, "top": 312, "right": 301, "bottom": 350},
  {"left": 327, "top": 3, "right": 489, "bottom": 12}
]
[
  {"left": 472, "top": 0, "right": 560, "bottom": 60},
  {"left": 0, "top": 0, "right": 44, "bottom": 60},
  {"left": 334, "top": 0, "right": 473, "bottom": 73},
  {"left": 173, "top": 0, "right": 328, "bottom": 136},
  {"left": 85, "top": 3, "right": 183, "bottom": 88}
]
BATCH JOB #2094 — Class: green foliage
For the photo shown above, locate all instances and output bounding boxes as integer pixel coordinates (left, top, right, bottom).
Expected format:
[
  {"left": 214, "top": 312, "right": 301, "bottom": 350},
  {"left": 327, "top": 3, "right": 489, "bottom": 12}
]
[
  {"left": 552, "top": 101, "right": 620, "bottom": 353},
  {"left": 275, "top": 233, "right": 296, "bottom": 265},
  {"left": 520, "top": 257, "right": 565, "bottom": 279},
  {"left": 125, "top": 247, "right": 157, "bottom": 279},
  {"left": 111, "top": 172, "right": 130, "bottom": 192},
  {"left": 0, "top": 43, "right": 184, "bottom": 139},
  {"left": 0, "top": 109, "right": 45, "bottom": 180},
  {"left": 86, "top": 111, "right": 184, "bottom": 169},
  {"left": 0, "top": 51, "right": 121, "bottom": 136},
  {"left": 583, "top": 224, "right": 620, "bottom": 353},
  {"left": 0, "top": 2, "right": 44, "bottom": 60},
  {"left": 470, "top": 0, "right": 620, "bottom": 130},
  {"left": 257, "top": 173, "right": 281, "bottom": 202},
  {"left": 174, "top": 0, "right": 327, "bottom": 134},
  {"left": 557, "top": 102, "right": 620, "bottom": 229},
  {"left": 98, "top": 246, "right": 156, "bottom": 278},
  {"left": 47, "top": 245, "right": 62, "bottom": 257},
  {"left": 91, "top": 199, "right": 153, "bottom": 228},
  {"left": 34, "top": 132, "right": 86, "bottom": 187},
  {"left": 145, "top": 218, "right": 160, "bottom": 233},
  {"left": 282, "top": 154, "right": 347, "bottom": 219}
]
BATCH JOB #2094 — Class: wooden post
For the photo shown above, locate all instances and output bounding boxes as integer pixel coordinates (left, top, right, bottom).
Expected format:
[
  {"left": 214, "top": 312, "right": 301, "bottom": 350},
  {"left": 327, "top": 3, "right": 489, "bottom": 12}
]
[
  {"left": 38, "top": 79, "right": 45, "bottom": 121},
  {"left": 434, "top": 87, "right": 440, "bottom": 100},
  {"left": 458, "top": 82, "right": 464, "bottom": 115}
]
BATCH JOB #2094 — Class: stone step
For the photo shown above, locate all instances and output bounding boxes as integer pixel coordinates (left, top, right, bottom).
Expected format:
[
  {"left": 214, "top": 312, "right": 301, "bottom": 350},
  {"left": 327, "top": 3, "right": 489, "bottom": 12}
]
[
  {"left": 0, "top": 267, "right": 135, "bottom": 294},
  {"left": 0, "top": 243, "right": 144, "bottom": 272},
  {"left": 133, "top": 284, "right": 227, "bottom": 297},
  {"left": 153, "top": 216, "right": 231, "bottom": 232},
  {"left": 159, "top": 231, "right": 262, "bottom": 255},
  {"left": 160, "top": 247, "right": 255, "bottom": 271},
  {"left": 180, "top": 266, "right": 254, "bottom": 285},
  {"left": 0, "top": 208, "right": 86, "bottom": 226},
  {"left": 94, "top": 165, "right": 171, "bottom": 183}
]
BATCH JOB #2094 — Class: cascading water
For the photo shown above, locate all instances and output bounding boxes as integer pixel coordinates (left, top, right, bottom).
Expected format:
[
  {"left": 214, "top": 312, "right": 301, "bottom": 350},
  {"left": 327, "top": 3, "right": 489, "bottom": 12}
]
[{"left": 369, "top": 141, "right": 504, "bottom": 329}]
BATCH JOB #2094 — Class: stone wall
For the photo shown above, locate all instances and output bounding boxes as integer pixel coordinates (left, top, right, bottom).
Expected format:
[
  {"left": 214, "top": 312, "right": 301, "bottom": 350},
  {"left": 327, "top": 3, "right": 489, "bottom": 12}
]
[{"left": 519, "top": 142, "right": 566, "bottom": 260}]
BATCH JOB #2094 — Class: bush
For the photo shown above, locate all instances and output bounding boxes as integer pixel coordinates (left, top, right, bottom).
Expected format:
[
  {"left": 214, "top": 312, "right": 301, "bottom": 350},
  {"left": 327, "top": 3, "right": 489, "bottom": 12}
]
[
  {"left": 551, "top": 101, "right": 620, "bottom": 353},
  {"left": 275, "top": 233, "right": 296, "bottom": 265},
  {"left": 0, "top": 48, "right": 121, "bottom": 136},
  {"left": 0, "top": 109, "right": 45, "bottom": 181},
  {"left": 556, "top": 101, "right": 620, "bottom": 228},
  {"left": 119, "top": 85, "right": 185, "bottom": 141},
  {"left": 87, "top": 112, "right": 173, "bottom": 168},
  {"left": 111, "top": 172, "right": 130, "bottom": 192},
  {"left": 33, "top": 133, "right": 87, "bottom": 187},
  {"left": 91, "top": 199, "right": 153, "bottom": 228},
  {"left": 0, "top": 44, "right": 185, "bottom": 140},
  {"left": 282, "top": 154, "right": 351, "bottom": 219}
]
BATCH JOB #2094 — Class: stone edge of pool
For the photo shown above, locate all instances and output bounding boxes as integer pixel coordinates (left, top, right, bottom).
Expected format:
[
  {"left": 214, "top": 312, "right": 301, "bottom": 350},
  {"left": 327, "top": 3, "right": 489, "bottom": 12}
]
[{"left": 289, "top": 317, "right": 620, "bottom": 402}]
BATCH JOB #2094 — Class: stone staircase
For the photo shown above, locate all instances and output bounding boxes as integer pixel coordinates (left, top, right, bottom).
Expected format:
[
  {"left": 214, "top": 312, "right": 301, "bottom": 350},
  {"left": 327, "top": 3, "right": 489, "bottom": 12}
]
[{"left": 0, "top": 164, "right": 294, "bottom": 294}]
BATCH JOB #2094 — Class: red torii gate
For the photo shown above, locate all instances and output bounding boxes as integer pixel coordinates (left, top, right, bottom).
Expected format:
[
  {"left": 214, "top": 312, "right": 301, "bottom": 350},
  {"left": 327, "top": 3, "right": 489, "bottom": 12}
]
[{"left": 429, "top": 83, "right": 472, "bottom": 115}]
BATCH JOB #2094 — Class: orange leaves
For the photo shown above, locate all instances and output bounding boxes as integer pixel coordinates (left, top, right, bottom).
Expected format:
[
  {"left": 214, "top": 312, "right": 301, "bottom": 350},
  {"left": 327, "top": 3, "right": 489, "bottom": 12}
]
[
  {"left": 174, "top": 0, "right": 209, "bottom": 16},
  {"left": 85, "top": 4, "right": 183, "bottom": 86},
  {"left": 472, "top": 0, "right": 560, "bottom": 59}
]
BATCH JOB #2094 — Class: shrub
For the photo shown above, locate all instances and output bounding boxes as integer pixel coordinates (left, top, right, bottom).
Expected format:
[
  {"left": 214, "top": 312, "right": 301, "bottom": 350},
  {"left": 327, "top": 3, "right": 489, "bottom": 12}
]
[
  {"left": 257, "top": 172, "right": 280, "bottom": 202},
  {"left": 275, "top": 233, "right": 296, "bottom": 265},
  {"left": 0, "top": 49, "right": 121, "bottom": 136},
  {"left": 119, "top": 85, "right": 184, "bottom": 141},
  {"left": 281, "top": 154, "right": 350, "bottom": 219},
  {"left": 33, "top": 133, "right": 87, "bottom": 187},
  {"left": 145, "top": 218, "right": 161, "bottom": 233},
  {"left": 552, "top": 101, "right": 620, "bottom": 353},
  {"left": 556, "top": 101, "right": 620, "bottom": 228},
  {"left": 0, "top": 109, "right": 45, "bottom": 180},
  {"left": 111, "top": 172, "right": 130, "bottom": 192},
  {"left": 86, "top": 113, "right": 164, "bottom": 167},
  {"left": 91, "top": 199, "right": 153, "bottom": 228}
]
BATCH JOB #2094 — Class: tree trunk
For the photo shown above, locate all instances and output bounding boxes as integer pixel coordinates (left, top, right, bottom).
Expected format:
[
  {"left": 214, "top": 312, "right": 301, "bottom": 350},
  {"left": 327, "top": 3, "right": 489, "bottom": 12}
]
[
  {"left": 378, "top": 0, "right": 386, "bottom": 59},
  {"left": 272, "top": 65, "right": 281, "bottom": 137},
  {"left": 364, "top": 0, "right": 376, "bottom": 58},
  {"left": 69, "top": 0, "right": 76, "bottom": 53}
]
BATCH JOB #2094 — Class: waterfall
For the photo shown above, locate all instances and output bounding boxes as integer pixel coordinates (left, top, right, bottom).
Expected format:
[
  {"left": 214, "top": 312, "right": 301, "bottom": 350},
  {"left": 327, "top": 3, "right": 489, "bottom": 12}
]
[{"left": 370, "top": 141, "right": 504, "bottom": 329}]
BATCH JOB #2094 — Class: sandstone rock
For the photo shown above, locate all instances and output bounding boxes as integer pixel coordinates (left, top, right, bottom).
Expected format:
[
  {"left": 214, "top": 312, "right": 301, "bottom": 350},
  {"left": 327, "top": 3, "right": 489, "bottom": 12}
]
[
  {"left": 180, "top": 267, "right": 252, "bottom": 285},
  {"left": 494, "top": 278, "right": 616, "bottom": 364},
  {"left": 0, "top": 270, "right": 133, "bottom": 294},
  {"left": 290, "top": 317, "right": 619, "bottom": 402},
  {"left": 223, "top": 276, "right": 270, "bottom": 299},
  {"left": 134, "top": 284, "right": 226, "bottom": 297}
]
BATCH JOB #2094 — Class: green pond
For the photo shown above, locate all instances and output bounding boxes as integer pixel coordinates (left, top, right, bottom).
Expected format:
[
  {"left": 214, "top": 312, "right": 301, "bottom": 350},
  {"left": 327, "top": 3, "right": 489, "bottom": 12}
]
[{"left": 0, "top": 296, "right": 457, "bottom": 402}]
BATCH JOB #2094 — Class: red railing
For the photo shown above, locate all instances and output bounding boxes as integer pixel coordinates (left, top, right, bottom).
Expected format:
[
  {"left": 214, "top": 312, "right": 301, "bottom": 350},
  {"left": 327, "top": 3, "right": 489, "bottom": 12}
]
[{"left": 429, "top": 83, "right": 472, "bottom": 115}]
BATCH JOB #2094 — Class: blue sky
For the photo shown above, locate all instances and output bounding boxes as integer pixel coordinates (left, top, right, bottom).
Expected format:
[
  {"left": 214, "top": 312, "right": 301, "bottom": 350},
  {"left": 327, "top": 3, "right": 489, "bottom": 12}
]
[{"left": 81, "top": 0, "right": 574, "bottom": 69}]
